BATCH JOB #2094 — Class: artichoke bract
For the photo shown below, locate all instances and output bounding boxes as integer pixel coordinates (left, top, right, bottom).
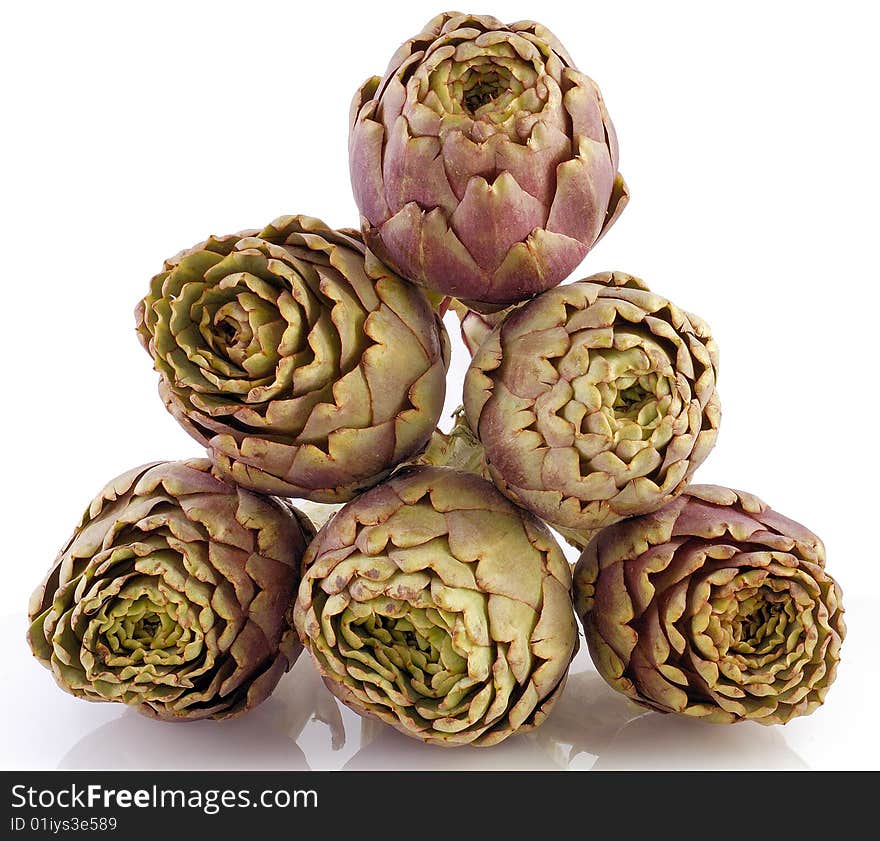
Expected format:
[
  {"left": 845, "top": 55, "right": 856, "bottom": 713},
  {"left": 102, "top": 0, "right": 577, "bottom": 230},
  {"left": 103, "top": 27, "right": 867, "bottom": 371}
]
[
  {"left": 136, "top": 215, "right": 449, "bottom": 503},
  {"left": 463, "top": 272, "right": 720, "bottom": 541},
  {"left": 573, "top": 486, "right": 845, "bottom": 724},
  {"left": 349, "top": 12, "right": 628, "bottom": 308},
  {"left": 293, "top": 465, "right": 578, "bottom": 746},
  {"left": 28, "top": 460, "right": 313, "bottom": 721}
]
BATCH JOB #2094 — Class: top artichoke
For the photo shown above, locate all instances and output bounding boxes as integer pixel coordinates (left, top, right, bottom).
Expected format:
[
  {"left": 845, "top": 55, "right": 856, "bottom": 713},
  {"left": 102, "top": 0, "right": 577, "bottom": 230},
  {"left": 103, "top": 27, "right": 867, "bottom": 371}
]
[
  {"left": 136, "top": 215, "right": 449, "bottom": 503},
  {"left": 349, "top": 11, "right": 628, "bottom": 308}
]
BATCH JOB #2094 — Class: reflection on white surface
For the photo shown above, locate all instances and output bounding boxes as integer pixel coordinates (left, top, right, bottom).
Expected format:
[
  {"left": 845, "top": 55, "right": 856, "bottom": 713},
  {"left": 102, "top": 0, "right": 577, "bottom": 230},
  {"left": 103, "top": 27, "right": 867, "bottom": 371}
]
[
  {"left": 592, "top": 713, "right": 808, "bottom": 770},
  {"left": 58, "top": 651, "right": 342, "bottom": 771},
  {"left": 344, "top": 718, "right": 562, "bottom": 770},
  {"left": 541, "top": 667, "right": 807, "bottom": 770},
  {"left": 530, "top": 670, "right": 646, "bottom": 769},
  {"left": 1, "top": 615, "right": 817, "bottom": 770},
  {"left": 60, "top": 710, "right": 310, "bottom": 770},
  {"left": 48, "top": 646, "right": 809, "bottom": 771}
]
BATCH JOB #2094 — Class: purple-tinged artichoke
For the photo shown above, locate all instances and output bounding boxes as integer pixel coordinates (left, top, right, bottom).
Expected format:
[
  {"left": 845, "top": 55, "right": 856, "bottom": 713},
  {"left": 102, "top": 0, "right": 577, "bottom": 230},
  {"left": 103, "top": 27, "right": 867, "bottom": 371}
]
[
  {"left": 349, "top": 12, "right": 628, "bottom": 309},
  {"left": 28, "top": 460, "right": 313, "bottom": 721},
  {"left": 463, "top": 272, "right": 720, "bottom": 542},
  {"left": 293, "top": 465, "right": 578, "bottom": 746},
  {"left": 136, "top": 215, "right": 449, "bottom": 503},
  {"left": 573, "top": 486, "right": 845, "bottom": 724}
]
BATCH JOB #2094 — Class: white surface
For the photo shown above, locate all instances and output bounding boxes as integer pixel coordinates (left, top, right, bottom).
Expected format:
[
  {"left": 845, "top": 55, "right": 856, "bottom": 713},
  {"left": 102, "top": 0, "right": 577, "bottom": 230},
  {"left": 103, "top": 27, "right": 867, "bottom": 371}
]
[{"left": 1, "top": 0, "right": 878, "bottom": 770}]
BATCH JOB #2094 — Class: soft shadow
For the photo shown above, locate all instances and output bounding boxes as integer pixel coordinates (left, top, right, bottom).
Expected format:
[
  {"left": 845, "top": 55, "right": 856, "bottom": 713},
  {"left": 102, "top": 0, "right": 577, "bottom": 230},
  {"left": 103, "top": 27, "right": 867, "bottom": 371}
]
[
  {"left": 531, "top": 669, "right": 646, "bottom": 768},
  {"left": 527, "top": 666, "right": 808, "bottom": 770},
  {"left": 56, "top": 651, "right": 808, "bottom": 771},
  {"left": 260, "top": 654, "right": 347, "bottom": 752},
  {"left": 593, "top": 711, "right": 809, "bottom": 770},
  {"left": 56, "top": 654, "right": 347, "bottom": 771},
  {"left": 342, "top": 721, "right": 564, "bottom": 770},
  {"left": 342, "top": 665, "right": 645, "bottom": 770},
  {"left": 59, "top": 706, "right": 310, "bottom": 770}
]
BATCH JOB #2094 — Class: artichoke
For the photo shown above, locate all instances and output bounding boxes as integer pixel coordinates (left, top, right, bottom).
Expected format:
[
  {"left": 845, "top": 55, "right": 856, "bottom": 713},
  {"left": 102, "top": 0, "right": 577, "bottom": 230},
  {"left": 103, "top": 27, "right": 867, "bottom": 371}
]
[
  {"left": 136, "top": 215, "right": 449, "bottom": 503},
  {"left": 463, "top": 272, "right": 720, "bottom": 541},
  {"left": 573, "top": 485, "right": 845, "bottom": 724},
  {"left": 293, "top": 465, "right": 578, "bottom": 746},
  {"left": 28, "top": 460, "right": 313, "bottom": 721},
  {"left": 349, "top": 12, "right": 627, "bottom": 308},
  {"left": 455, "top": 303, "right": 507, "bottom": 355}
]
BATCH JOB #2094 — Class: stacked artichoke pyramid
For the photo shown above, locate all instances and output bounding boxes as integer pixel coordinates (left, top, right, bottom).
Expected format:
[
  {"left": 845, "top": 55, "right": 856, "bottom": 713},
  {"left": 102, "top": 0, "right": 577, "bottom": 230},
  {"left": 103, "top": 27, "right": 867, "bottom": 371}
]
[{"left": 28, "top": 12, "right": 844, "bottom": 746}]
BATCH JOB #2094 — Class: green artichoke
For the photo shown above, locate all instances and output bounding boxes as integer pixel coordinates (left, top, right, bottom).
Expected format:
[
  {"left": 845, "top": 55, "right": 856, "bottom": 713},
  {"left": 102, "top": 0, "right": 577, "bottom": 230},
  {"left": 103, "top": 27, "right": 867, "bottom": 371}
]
[
  {"left": 349, "top": 12, "right": 627, "bottom": 308},
  {"left": 28, "top": 460, "right": 313, "bottom": 721},
  {"left": 573, "top": 485, "right": 845, "bottom": 724},
  {"left": 136, "top": 215, "right": 449, "bottom": 503},
  {"left": 293, "top": 465, "right": 578, "bottom": 746},
  {"left": 463, "top": 272, "right": 720, "bottom": 542}
]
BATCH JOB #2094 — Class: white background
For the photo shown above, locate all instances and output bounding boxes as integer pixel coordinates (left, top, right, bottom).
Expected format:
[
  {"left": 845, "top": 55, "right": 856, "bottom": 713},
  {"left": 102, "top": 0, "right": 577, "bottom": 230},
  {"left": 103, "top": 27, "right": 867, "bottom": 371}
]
[{"left": 2, "top": 0, "right": 878, "bottom": 770}]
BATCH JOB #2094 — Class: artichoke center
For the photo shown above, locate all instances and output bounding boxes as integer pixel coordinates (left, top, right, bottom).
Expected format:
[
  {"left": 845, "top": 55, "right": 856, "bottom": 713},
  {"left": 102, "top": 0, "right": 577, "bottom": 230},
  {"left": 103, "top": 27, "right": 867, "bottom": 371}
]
[
  {"left": 612, "top": 379, "right": 654, "bottom": 420},
  {"left": 729, "top": 592, "right": 788, "bottom": 654},
  {"left": 432, "top": 49, "right": 539, "bottom": 139},
  {"left": 600, "top": 370, "right": 673, "bottom": 440},
  {"left": 187, "top": 266, "right": 292, "bottom": 388},
  {"left": 462, "top": 69, "right": 505, "bottom": 114},
  {"left": 110, "top": 596, "right": 180, "bottom": 652},
  {"left": 386, "top": 617, "right": 436, "bottom": 659},
  {"left": 209, "top": 303, "right": 255, "bottom": 358},
  {"left": 133, "top": 612, "right": 161, "bottom": 642},
  {"left": 340, "top": 603, "right": 478, "bottom": 706},
  {"left": 216, "top": 316, "right": 240, "bottom": 345},
  {"left": 570, "top": 347, "right": 679, "bottom": 445},
  {"left": 364, "top": 613, "right": 446, "bottom": 672},
  {"left": 88, "top": 589, "right": 200, "bottom": 671}
]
